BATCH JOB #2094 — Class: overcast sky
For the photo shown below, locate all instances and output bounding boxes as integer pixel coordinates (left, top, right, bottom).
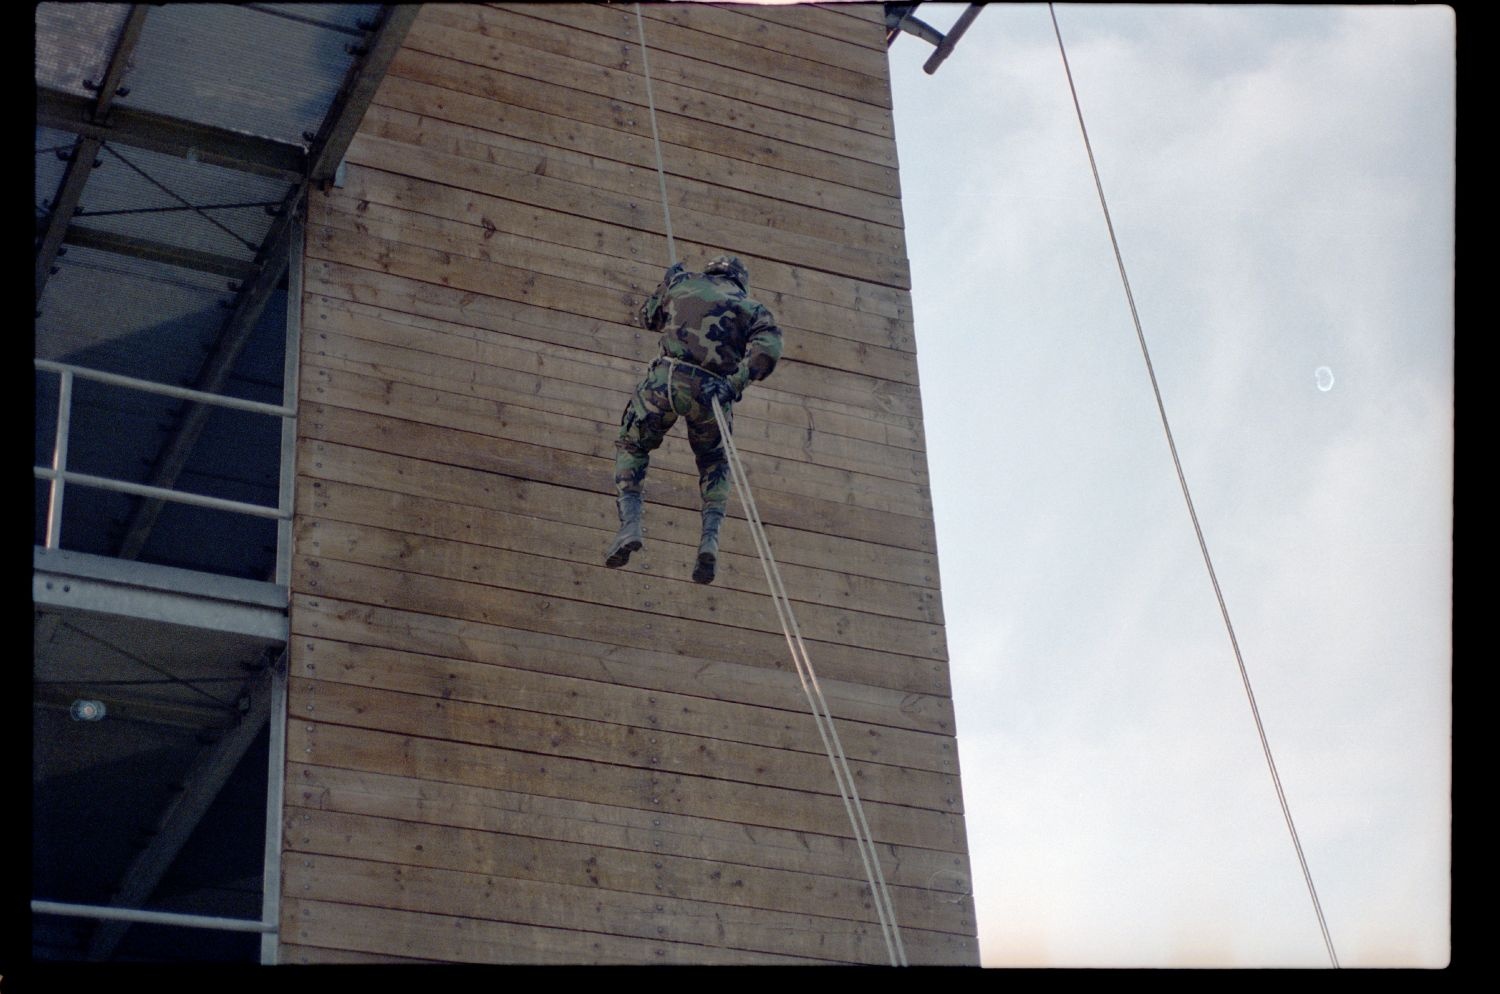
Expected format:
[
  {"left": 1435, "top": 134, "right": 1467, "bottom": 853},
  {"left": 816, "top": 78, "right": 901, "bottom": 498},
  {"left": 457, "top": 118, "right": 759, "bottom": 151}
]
[{"left": 882, "top": 3, "right": 1454, "bottom": 969}]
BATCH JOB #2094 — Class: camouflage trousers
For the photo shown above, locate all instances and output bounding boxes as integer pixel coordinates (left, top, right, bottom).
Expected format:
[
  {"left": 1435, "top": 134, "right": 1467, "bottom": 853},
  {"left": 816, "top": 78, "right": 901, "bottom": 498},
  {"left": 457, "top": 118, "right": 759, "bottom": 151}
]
[{"left": 614, "top": 357, "right": 734, "bottom": 508}]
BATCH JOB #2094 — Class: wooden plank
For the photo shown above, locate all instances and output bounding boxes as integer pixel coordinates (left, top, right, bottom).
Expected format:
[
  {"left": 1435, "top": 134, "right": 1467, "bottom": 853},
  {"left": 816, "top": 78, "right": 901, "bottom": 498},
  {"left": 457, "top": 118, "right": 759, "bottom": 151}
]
[
  {"left": 290, "top": 595, "right": 959, "bottom": 736},
  {"left": 300, "top": 348, "right": 927, "bottom": 508},
  {"left": 298, "top": 443, "right": 940, "bottom": 590},
  {"left": 291, "top": 635, "right": 956, "bottom": 771},
  {"left": 296, "top": 450, "right": 935, "bottom": 611},
  {"left": 296, "top": 404, "right": 939, "bottom": 571},
  {"left": 822, "top": 1, "right": 892, "bottom": 24},
  {"left": 329, "top": 157, "right": 915, "bottom": 329},
  {"left": 285, "top": 806, "right": 974, "bottom": 935},
  {"left": 386, "top": 39, "right": 899, "bottom": 200},
  {"left": 489, "top": 3, "right": 893, "bottom": 110},
  {"left": 304, "top": 258, "right": 929, "bottom": 440},
  {"left": 338, "top": 130, "right": 911, "bottom": 289},
  {"left": 282, "top": 0, "right": 975, "bottom": 970},
  {"left": 299, "top": 476, "right": 942, "bottom": 624},
  {"left": 410, "top": 8, "right": 897, "bottom": 170},
  {"left": 304, "top": 220, "right": 922, "bottom": 420},
  {"left": 288, "top": 720, "right": 969, "bottom": 852},
  {"left": 286, "top": 761, "right": 976, "bottom": 894},
  {"left": 299, "top": 362, "right": 935, "bottom": 520},
  {"left": 290, "top": 556, "right": 951, "bottom": 697},
  {"left": 509, "top": 4, "right": 897, "bottom": 139},
  {"left": 285, "top": 853, "right": 976, "bottom": 963},
  {"left": 283, "top": 896, "right": 827, "bottom": 964},
  {"left": 359, "top": 87, "right": 905, "bottom": 269},
  {"left": 636, "top": 2, "right": 892, "bottom": 77},
  {"left": 732, "top": 1, "right": 891, "bottom": 51},
  {"left": 304, "top": 306, "right": 930, "bottom": 484},
  {"left": 295, "top": 401, "right": 940, "bottom": 556},
  {"left": 311, "top": 187, "right": 920, "bottom": 383},
  {"left": 299, "top": 364, "right": 932, "bottom": 525},
  {"left": 279, "top": 944, "right": 445, "bottom": 965},
  {"left": 363, "top": 87, "right": 901, "bottom": 249},
  {"left": 290, "top": 674, "right": 959, "bottom": 809},
  {"left": 304, "top": 307, "right": 926, "bottom": 484},
  {"left": 295, "top": 513, "right": 944, "bottom": 659}
]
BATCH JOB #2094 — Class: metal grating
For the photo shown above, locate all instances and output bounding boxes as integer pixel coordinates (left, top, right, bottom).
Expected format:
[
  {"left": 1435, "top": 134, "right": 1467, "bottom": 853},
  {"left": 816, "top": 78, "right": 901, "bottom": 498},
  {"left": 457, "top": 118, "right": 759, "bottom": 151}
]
[
  {"left": 120, "top": 4, "right": 382, "bottom": 145},
  {"left": 34, "top": 3, "right": 132, "bottom": 97},
  {"left": 66, "top": 143, "right": 286, "bottom": 261},
  {"left": 35, "top": 245, "right": 230, "bottom": 365}
]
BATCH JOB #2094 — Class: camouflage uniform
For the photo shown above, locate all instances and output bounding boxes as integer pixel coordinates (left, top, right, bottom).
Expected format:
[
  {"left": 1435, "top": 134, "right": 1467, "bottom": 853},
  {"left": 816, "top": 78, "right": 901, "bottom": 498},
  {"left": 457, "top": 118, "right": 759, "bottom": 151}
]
[{"left": 606, "top": 256, "right": 783, "bottom": 582}]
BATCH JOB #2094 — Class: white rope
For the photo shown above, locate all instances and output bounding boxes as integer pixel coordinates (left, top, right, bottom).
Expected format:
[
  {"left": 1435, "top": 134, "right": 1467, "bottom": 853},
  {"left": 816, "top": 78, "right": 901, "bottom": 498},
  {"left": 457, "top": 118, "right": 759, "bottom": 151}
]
[
  {"left": 712, "top": 398, "right": 908, "bottom": 967},
  {"left": 634, "top": 4, "right": 676, "bottom": 264},
  {"left": 1047, "top": 3, "right": 1338, "bottom": 967},
  {"left": 632, "top": 3, "right": 905, "bottom": 964}
]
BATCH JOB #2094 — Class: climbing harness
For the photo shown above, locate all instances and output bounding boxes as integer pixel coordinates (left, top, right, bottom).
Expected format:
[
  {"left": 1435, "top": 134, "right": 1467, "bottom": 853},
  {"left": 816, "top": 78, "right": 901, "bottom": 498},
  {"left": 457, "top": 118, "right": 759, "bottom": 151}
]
[
  {"left": 1048, "top": 4, "right": 1338, "bottom": 968},
  {"left": 632, "top": 4, "right": 907, "bottom": 966},
  {"left": 651, "top": 355, "right": 729, "bottom": 416}
]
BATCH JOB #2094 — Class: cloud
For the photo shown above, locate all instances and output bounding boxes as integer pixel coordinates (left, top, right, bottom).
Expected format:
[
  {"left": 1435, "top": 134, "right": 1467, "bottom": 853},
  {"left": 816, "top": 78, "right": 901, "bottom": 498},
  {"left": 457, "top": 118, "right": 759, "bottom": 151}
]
[{"left": 894, "top": 4, "right": 1451, "bottom": 968}]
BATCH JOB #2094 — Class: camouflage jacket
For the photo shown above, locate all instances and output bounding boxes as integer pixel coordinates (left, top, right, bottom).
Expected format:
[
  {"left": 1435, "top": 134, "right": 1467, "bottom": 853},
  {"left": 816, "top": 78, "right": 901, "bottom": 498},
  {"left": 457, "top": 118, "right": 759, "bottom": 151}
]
[{"left": 638, "top": 263, "right": 783, "bottom": 397}]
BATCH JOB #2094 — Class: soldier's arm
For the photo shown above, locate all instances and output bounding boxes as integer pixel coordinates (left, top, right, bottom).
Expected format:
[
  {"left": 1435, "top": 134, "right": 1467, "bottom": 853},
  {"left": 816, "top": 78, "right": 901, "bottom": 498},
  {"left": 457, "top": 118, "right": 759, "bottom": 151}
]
[
  {"left": 726, "top": 302, "right": 783, "bottom": 397},
  {"left": 637, "top": 262, "right": 687, "bottom": 330}
]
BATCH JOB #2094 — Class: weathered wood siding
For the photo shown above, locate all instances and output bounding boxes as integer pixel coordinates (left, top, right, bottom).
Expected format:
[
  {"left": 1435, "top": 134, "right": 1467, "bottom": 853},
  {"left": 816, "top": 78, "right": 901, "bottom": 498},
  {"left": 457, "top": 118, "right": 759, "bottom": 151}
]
[{"left": 284, "top": 1, "right": 977, "bottom": 964}]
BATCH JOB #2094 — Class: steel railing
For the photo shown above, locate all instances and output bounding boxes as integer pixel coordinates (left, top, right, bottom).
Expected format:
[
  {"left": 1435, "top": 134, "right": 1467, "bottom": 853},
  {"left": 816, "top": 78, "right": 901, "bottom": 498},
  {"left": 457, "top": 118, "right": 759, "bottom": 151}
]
[{"left": 34, "top": 358, "right": 295, "bottom": 552}]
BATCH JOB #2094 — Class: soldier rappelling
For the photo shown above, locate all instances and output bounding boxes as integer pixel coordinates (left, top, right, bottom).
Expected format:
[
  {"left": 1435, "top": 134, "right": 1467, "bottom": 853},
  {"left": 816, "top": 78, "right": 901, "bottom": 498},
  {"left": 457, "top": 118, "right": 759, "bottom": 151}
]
[{"left": 606, "top": 255, "right": 783, "bottom": 584}]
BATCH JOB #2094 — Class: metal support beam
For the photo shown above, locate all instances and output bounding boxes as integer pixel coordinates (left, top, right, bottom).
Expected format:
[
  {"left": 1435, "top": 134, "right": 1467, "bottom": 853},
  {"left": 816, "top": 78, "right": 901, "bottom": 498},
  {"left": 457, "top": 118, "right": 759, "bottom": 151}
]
[
  {"left": 33, "top": 547, "right": 288, "bottom": 642},
  {"left": 306, "top": 5, "right": 422, "bottom": 186},
  {"left": 112, "top": 183, "right": 303, "bottom": 564},
  {"left": 84, "top": 665, "right": 274, "bottom": 960},
  {"left": 922, "top": 4, "right": 983, "bottom": 74},
  {"left": 35, "top": 5, "right": 150, "bottom": 305},
  {"left": 885, "top": 4, "right": 941, "bottom": 47},
  {"left": 258, "top": 651, "right": 289, "bottom": 963},
  {"left": 37, "top": 87, "right": 308, "bottom": 182},
  {"left": 883, "top": 3, "right": 983, "bottom": 75},
  {"left": 274, "top": 216, "right": 303, "bottom": 589},
  {"left": 33, "top": 901, "right": 277, "bottom": 934},
  {"left": 113, "top": 5, "right": 419, "bottom": 565},
  {"left": 45, "top": 223, "right": 260, "bottom": 280}
]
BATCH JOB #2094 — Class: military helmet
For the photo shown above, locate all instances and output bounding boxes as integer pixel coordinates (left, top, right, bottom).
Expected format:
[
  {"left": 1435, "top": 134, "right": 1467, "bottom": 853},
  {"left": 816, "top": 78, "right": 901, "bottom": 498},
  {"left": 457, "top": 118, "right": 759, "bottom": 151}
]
[{"left": 704, "top": 255, "right": 749, "bottom": 291}]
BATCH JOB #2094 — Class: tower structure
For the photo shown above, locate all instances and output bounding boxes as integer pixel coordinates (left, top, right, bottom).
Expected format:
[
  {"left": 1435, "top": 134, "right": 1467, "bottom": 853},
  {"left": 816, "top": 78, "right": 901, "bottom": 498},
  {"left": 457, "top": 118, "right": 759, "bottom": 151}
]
[{"left": 34, "top": 3, "right": 976, "bottom": 966}]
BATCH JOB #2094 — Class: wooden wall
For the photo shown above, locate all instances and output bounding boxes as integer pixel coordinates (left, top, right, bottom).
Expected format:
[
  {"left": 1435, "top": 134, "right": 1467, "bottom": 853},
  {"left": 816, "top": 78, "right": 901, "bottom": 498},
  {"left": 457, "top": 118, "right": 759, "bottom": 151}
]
[{"left": 283, "top": 1, "right": 977, "bottom": 965}]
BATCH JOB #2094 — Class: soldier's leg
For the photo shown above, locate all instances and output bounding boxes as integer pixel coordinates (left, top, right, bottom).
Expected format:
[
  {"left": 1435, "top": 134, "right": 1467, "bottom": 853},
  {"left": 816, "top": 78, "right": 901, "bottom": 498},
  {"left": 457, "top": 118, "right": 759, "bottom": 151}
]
[
  {"left": 686, "top": 393, "right": 732, "bottom": 583},
  {"left": 607, "top": 367, "right": 675, "bottom": 568}
]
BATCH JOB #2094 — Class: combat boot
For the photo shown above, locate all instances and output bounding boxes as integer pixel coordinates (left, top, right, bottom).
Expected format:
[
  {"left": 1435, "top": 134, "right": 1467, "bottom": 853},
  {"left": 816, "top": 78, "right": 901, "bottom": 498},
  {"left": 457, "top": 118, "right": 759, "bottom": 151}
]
[
  {"left": 692, "top": 506, "right": 726, "bottom": 584},
  {"left": 605, "top": 493, "right": 644, "bottom": 568}
]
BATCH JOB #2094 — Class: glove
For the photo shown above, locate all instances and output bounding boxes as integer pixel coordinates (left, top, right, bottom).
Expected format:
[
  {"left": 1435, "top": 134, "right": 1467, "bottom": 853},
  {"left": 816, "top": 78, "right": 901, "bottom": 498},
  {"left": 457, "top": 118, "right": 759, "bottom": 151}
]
[
  {"left": 702, "top": 377, "right": 737, "bottom": 409},
  {"left": 638, "top": 263, "right": 686, "bottom": 329}
]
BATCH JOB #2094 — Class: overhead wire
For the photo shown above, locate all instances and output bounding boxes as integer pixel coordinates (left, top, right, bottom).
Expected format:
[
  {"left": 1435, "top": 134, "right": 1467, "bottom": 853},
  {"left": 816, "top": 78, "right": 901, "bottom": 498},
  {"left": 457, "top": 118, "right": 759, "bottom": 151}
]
[
  {"left": 631, "top": 3, "right": 905, "bottom": 966},
  {"left": 1046, "top": 3, "right": 1339, "bottom": 968}
]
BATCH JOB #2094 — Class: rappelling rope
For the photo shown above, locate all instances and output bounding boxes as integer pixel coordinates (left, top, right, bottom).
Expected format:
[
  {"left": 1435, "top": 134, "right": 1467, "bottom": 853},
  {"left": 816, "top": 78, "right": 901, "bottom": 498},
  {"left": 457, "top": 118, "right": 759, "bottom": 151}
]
[
  {"left": 632, "top": 3, "right": 905, "bottom": 966},
  {"left": 1047, "top": 4, "right": 1339, "bottom": 969},
  {"left": 712, "top": 397, "right": 908, "bottom": 967},
  {"left": 635, "top": 3, "right": 676, "bottom": 264}
]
